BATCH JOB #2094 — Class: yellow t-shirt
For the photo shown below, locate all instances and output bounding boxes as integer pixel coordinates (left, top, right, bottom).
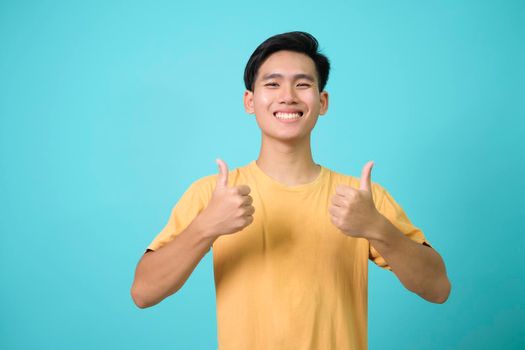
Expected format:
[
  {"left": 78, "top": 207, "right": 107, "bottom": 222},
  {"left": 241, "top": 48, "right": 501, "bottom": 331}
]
[{"left": 147, "top": 160, "right": 431, "bottom": 350}]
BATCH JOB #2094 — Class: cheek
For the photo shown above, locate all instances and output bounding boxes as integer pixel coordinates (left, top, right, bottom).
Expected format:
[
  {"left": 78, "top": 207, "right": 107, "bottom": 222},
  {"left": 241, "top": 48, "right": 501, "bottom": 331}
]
[
  {"left": 258, "top": 95, "right": 273, "bottom": 109},
  {"left": 253, "top": 91, "right": 272, "bottom": 106},
  {"left": 301, "top": 93, "right": 319, "bottom": 109}
]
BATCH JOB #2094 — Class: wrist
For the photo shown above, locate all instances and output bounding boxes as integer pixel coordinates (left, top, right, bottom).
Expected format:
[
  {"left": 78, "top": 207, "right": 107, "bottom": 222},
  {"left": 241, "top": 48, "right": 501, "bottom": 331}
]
[
  {"left": 365, "top": 213, "right": 392, "bottom": 243},
  {"left": 192, "top": 215, "right": 220, "bottom": 242}
]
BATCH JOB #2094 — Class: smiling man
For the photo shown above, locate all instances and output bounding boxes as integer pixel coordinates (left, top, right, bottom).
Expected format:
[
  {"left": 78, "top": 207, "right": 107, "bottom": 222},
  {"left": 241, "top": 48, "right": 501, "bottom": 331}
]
[{"left": 131, "top": 31, "right": 451, "bottom": 350}]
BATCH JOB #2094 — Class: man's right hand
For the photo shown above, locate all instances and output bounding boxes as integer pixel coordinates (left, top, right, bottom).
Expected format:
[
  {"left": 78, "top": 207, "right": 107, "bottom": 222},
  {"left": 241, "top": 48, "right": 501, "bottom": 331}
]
[
  {"left": 131, "top": 159, "right": 255, "bottom": 308},
  {"left": 195, "top": 159, "right": 255, "bottom": 238}
]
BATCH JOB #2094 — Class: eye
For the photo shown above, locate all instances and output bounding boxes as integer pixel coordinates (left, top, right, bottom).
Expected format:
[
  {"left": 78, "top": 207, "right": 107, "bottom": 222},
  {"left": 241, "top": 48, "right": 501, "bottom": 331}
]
[
  {"left": 265, "top": 82, "right": 279, "bottom": 87},
  {"left": 297, "top": 83, "right": 311, "bottom": 87}
]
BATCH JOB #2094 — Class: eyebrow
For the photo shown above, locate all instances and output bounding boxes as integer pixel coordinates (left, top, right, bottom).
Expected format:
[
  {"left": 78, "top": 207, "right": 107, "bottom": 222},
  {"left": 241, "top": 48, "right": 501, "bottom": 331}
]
[{"left": 261, "top": 73, "right": 316, "bottom": 82}]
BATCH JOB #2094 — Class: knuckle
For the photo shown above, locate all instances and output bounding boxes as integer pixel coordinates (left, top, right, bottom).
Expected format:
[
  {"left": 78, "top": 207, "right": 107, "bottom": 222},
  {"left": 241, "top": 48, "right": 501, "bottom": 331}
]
[
  {"left": 238, "top": 197, "right": 246, "bottom": 207},
  {"left": 236, "top": 185, "right": 250, "bottom": 195}
]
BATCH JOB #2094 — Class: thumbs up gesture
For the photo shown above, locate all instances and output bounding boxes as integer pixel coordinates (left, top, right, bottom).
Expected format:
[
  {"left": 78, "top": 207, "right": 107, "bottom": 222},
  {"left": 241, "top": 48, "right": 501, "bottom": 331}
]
[
  {"left": 328, "top": 161, "right": 382, "bottom": 239},
  {"left": 195, "top": 159, "right": 255, "bottom": 239}
]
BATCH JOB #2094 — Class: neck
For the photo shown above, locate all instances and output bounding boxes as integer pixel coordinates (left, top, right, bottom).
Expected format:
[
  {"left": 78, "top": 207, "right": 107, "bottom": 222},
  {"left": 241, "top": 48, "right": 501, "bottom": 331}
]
[{"left": 256, "top": 133, "right": 321, "bottom": 186}]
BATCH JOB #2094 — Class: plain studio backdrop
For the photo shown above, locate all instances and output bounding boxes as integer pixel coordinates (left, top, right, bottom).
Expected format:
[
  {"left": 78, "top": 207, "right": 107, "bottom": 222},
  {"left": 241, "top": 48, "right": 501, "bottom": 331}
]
[{"left": 1, "top": 1, "right": 523, "bottom": 349}]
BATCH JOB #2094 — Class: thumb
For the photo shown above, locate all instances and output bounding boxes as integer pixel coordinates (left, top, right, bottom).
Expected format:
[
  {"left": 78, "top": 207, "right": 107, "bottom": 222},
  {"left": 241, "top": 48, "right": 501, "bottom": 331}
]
[
  {"left": 359, "top": 160, "right": 374, "bottom": 191},
  {"left": 215, "top": 158, "right": 229, "bottom": 189}
]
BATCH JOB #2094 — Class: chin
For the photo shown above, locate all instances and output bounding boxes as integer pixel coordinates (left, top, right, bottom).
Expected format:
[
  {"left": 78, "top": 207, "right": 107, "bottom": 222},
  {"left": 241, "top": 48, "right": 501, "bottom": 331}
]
[{"left": 265, "top": 130, "right": 312, "bottom": 143}]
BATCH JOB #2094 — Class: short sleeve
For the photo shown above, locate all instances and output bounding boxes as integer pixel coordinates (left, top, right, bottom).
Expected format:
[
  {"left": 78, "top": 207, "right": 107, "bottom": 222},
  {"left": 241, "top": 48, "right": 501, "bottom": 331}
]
[
  {"left": 147, "top": 181, "right": 207, "bottom": 252},
  {"left": 369, "top": 185, "right": 432, "bottom": 271}
]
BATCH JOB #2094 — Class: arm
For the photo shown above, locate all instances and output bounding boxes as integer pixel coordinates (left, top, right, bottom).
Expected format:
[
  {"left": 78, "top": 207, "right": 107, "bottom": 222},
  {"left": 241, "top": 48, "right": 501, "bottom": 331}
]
[
  {"left": 130, "top": 218, "right": 216, "bottom": 309},
  {"left": 329, "top": 161, "right": 451, "bottom": 304},
  {"left": 368, "top": 215, "right": 451, "bottom": 304},
  {"left": 131, "top": 159, "right": 255, "bottom": 309}
]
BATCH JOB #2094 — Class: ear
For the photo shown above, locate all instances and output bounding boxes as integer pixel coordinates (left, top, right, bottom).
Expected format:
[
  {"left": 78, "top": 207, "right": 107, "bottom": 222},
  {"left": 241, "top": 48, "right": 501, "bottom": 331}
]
[
  {"left": 319, "top": 91, "right": 329, "bottom": 115},
  {"left": 244, "top": 90, "right": 255, "bottom": 114}
]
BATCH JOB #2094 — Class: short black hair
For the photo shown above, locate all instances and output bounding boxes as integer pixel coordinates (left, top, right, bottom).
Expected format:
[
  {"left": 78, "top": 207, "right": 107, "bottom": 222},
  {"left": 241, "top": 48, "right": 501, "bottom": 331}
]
[{"left": 243, "top": 31, "right": 330, "bottom": 93}]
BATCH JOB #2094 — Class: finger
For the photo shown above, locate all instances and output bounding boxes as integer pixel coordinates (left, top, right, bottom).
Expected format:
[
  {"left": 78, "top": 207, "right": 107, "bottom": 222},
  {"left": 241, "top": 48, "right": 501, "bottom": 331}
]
[
  {"left": 359, "top": 160, "right": 374, "bottom": 192},
  {"left": 243, "top": 206, "right": 255, "bottom": 216},
  {"left": 216, "top": 158, "right": 229, "bottom": 189},
  {"left": 328, "top": 204, "right": 340, "bottom": 217},
  {"left": 335, "top": 184, "right": 348, "bottom": 196},
  {"left": 241, "top": 196, "right": 254, "bottom": 206},
  {"left": 236, "top": 185, "right": 251, "bottom": 196},
  {"left": 335, "top": 184, "right": 354, "bottom": 197},
  {"left": 331, "top": 195, "right": 345, "bottom": 207}
]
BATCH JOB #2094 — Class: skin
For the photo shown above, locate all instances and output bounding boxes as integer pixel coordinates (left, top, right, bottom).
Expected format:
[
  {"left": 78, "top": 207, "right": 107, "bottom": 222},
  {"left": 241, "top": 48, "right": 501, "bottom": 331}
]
[
  {"left": 131, "top": 49, "right": 451, "bottom": 308},
  {"left": 329, "top": 161, "right": 451, "bottom": 303},
  {"left": 243, "top": 50, "right": 451, "bottom": 303},
  {"left": 244, "top": 50, "right": 328, "bottom": 186},
  {"left": 130, "top": 162, "right": 255, "bottom": 308}
]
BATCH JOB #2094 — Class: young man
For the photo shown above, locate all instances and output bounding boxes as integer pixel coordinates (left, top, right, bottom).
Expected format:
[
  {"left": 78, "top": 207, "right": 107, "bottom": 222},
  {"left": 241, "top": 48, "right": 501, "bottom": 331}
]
[{"left": 131, "top": 31, "right": 451, "bottom": 349}]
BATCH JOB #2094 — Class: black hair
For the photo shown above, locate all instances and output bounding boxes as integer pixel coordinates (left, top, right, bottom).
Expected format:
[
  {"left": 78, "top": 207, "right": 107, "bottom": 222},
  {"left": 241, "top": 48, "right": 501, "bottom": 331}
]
[{"left": 243, "top": 31, "right": 330, "bottom": 93}]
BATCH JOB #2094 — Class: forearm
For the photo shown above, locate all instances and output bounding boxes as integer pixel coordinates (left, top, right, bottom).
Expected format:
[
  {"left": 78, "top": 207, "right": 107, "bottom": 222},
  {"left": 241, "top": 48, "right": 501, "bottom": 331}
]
[
  {"left": 131, "top": 218, "right": 217, "bottom": 308},
  {"left": 368, "top": 215, "right": 451, "bottom": 303}
]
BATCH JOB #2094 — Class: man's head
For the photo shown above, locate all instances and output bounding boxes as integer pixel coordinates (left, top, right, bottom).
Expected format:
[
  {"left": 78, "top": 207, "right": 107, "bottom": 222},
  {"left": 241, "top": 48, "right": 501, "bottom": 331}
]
[
  {"left": 243, "top": 32, "right": 330, "bottom": 143},
  {"left": 243, "top": 31, "right": 330, "bottom": 93}
]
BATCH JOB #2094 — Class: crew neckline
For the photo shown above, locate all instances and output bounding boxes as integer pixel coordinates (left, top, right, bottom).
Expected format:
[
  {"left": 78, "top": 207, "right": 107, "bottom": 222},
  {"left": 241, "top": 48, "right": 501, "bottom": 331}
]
[{"left": 249, "top": 160, "right": 327, "bottom": 192}]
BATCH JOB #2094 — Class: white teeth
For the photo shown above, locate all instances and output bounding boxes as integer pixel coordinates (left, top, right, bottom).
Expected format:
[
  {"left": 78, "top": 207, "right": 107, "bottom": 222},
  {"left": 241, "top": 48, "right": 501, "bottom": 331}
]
[{"left": 274, "top": 112, "right": 302, "bottom": 119}]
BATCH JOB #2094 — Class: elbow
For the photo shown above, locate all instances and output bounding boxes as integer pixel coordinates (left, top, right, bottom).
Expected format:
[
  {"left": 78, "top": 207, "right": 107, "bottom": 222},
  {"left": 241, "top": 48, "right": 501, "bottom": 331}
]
[
  {"left": 427, "top": 277, "right": 452, "bottom": 304},
  {"left": 131, "top": 283, "right": 152, "bottom": 309},
  {"left": 438, "top": 279, "right": 452, "bottom": 304},
  {"left": 131, "top": 281, "right": 178, "bottom": 309},
  {"left": 430, "top": 293, "right": 449, "bottom": 304}
]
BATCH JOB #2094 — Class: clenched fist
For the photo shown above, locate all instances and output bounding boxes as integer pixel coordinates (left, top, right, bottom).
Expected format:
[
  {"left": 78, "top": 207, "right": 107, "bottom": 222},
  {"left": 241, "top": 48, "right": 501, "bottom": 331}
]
[
  {"left": 195, "top": 158, "right": 255, "bottom": 239},
  {"left": 328, "top": 161, "right": 383, "bottom": 240}
]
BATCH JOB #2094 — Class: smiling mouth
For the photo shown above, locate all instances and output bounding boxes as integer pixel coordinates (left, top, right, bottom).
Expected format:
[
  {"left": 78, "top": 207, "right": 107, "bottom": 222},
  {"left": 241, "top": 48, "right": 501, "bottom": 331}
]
[{"left": 273, "top": 112, "right": 304, "bottom": 120}]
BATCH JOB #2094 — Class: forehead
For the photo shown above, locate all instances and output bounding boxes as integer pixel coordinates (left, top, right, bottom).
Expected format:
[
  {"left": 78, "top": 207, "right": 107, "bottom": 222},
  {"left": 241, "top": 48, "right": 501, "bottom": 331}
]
[{"left": 256, "top": 50, "right": 317, "bottom": 81}]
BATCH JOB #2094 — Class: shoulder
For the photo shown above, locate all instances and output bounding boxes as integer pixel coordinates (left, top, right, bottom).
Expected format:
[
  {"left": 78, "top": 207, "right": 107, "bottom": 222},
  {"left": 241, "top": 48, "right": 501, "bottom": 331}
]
[{"left": 186, "top": 174, "right": 215, "bottom": 201}]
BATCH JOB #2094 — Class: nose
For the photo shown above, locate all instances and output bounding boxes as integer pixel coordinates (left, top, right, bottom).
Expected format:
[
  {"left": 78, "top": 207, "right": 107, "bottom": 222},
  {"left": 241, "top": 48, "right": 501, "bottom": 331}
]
[{"left": 278, "top": 83, "right": 298, "bottom": 104}]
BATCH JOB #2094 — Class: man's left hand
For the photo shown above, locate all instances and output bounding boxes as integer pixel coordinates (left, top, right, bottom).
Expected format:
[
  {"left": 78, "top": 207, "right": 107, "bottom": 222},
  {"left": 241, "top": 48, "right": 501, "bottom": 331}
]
[{"left": 328, "top": 161, "right": 383, "bottom": 240}]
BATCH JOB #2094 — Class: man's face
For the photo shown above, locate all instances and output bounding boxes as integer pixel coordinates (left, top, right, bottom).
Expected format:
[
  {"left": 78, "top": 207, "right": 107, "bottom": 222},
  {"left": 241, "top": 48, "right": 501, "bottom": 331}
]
[{"left": 244, "top": 50, "right": 329, "bottom": 143}]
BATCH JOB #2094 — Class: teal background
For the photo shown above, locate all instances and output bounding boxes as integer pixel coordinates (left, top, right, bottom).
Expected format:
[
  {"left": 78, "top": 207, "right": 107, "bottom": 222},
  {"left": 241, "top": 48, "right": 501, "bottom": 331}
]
[{"left": 1, "top": 0, "right": 523, "bottom": 349}]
